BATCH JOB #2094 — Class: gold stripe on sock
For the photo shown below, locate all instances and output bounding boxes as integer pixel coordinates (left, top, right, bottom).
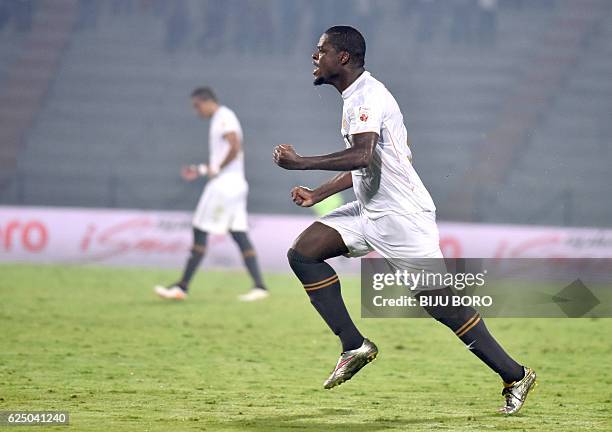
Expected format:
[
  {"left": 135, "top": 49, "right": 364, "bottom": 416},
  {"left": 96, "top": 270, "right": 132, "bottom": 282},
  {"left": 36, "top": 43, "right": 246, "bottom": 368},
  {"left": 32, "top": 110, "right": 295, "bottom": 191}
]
[
  {"left": 304, "top": 275, "right": 339, "bottom": 292},
  {"left": 456, "top": 316, "right": 481, "bottom": 338},
  {"left": 303, "top": 274, "right": 337, "bottom": 288},
  {"left": 454, "top": 313, "right": 479, "bottom": 336},
  {"left": 242, "top": 249, "right": 256, "bottom": 258},
  {"left": 305, "top": 277, "right": 339, "bottom": 292},
  {"left": 192, "top": 245, "right": 206, "bottom": 253}
]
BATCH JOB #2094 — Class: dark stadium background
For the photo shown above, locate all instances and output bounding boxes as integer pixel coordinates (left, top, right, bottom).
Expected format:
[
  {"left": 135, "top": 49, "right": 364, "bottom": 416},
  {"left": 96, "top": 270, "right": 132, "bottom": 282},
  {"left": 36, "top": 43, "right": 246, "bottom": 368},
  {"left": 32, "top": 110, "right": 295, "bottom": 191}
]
[{"left": 1, "top": 0, "right": 609, "bottom": 227}]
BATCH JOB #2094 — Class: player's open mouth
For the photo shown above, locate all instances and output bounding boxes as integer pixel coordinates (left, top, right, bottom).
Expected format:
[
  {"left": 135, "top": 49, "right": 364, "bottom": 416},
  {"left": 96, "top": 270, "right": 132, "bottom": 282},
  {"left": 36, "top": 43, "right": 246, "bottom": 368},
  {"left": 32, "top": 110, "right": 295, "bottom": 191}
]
[{"left": 313, "top": 63, "right": 320, "bottom": 76}]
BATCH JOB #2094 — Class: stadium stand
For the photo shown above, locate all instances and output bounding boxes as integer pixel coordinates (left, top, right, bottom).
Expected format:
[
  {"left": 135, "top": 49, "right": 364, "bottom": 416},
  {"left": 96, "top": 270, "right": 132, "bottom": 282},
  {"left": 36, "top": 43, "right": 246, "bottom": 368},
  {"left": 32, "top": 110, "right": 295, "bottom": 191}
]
[
  {"left": 478, "top": 0, "right": 612, "bottom": 227},
  {"left": 0, "top": 0, "right": 610, "bottom": 228},
  {"left": 0, "top": 0, "right": 76, "bottom": 197}
]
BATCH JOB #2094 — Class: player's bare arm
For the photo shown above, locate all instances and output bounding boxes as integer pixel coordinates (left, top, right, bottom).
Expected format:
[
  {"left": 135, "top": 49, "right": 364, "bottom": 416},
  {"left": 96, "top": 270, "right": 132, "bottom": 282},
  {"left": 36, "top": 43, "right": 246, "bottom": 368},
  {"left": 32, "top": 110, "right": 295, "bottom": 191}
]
[
  {"left": 218, "top": 131, "right": 241, "bottom": 171},
  {"left": 273, "top": 132, "right": 378, "bottom": 171},
  {"left": 181, "top": 132, "right": 241, "bottom": 181},
  {"left": 291, "top": 171, "right": 353, "bottom": 207}
]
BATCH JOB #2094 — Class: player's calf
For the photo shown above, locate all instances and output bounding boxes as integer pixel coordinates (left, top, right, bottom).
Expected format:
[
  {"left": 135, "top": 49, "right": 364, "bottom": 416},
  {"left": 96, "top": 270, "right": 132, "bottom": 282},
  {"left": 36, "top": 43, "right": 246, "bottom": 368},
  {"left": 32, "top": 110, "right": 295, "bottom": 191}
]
[
  {"left": 419, "top": 288, "right": 537, "bottom": 413},
  {"left": 417, "top": 288, "right": 525, "bottom": 384},
  {"left": 287, "top": 248, "right": 364, "bottom": 352},
  {"left": 230, "top": 231, "right": 268, "bottom": 297}
]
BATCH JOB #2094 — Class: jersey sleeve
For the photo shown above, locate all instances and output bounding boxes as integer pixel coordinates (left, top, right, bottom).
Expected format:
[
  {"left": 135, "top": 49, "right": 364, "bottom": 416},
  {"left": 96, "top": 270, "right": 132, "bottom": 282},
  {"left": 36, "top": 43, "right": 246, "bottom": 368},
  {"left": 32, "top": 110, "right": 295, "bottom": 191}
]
[
  {"left": 348, "top": 92, "right": 383, "bottom": 136},
  {"left": 219, "top": 109, "right": 241, "bottom": 136}
]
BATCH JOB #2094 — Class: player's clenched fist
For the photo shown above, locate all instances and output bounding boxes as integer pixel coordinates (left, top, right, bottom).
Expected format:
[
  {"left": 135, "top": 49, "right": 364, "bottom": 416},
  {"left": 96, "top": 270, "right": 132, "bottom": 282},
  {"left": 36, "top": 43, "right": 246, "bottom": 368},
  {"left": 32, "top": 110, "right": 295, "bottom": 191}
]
[
  {"left": 273, "top": 144, "right": 305, "bottom": 170},
  {"left": 181, "top": 165, "right": 200, "bottom": 181},
  {"left": 291, "top": 186, "right": 318, "bottom": 207}
]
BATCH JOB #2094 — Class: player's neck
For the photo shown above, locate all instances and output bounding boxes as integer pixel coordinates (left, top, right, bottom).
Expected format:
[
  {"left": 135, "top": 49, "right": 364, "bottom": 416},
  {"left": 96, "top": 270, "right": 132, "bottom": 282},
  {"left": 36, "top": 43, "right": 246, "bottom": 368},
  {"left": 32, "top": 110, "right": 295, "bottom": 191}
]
[
  {"left": 209, "top": 103, "right": 220, "bottom": 116},
  {"left": 335, "top": 68, "right": 365, "bottom": 94}
]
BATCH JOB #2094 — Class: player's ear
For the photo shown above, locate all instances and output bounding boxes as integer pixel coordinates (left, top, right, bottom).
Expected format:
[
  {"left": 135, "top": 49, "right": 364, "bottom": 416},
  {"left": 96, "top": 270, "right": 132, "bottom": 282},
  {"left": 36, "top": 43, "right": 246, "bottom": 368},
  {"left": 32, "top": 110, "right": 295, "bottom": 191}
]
[{"left": 339, "top": 51, "right": 350, "bottom": 66}]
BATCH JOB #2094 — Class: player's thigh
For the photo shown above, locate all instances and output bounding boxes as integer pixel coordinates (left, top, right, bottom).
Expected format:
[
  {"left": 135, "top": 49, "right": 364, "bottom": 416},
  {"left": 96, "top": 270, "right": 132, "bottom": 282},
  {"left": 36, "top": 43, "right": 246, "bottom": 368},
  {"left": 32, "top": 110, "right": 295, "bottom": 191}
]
[
  {"left": 293, "top": 201, "right": 371, "bottom": 260},
  {"left": 292, "top": 222, "right": 349, "bottom": 261}
]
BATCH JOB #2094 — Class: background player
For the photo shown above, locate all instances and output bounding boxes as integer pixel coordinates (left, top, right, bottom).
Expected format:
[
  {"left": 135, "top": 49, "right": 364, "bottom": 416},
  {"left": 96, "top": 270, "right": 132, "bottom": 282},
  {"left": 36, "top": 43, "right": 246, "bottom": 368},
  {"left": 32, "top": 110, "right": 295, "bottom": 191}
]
[
  {"left": 273, "top": 26, "right": 535, "bottom": 414},
  {"left": 155, "top": 87, "right": 268, "bottom": 302}
]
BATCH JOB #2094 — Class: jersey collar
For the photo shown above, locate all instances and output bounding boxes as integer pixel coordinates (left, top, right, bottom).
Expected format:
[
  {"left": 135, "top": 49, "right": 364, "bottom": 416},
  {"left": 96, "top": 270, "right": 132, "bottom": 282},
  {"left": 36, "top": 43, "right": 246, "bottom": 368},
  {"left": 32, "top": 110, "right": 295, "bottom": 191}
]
[{"left": 342, "top": 71, "right": 370, "bottom": 100}]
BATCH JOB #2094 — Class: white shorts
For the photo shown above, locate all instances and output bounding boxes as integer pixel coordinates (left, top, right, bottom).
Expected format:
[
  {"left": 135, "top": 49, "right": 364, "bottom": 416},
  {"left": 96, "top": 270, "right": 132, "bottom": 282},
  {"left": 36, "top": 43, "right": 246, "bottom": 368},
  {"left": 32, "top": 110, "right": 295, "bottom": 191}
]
[
  {"left": 192, "top": 175, "right": 248, "bottom": 234},
  {"left": 319, "top": 200, "right": 443, "bottom": 260}
]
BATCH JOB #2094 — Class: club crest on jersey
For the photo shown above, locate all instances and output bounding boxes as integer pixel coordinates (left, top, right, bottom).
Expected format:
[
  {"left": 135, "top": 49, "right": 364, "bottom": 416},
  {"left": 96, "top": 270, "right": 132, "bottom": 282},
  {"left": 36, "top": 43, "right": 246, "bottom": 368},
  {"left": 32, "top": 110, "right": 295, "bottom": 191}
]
[{"left": 358, "top": 106, "right": 370, "bottom": 122}]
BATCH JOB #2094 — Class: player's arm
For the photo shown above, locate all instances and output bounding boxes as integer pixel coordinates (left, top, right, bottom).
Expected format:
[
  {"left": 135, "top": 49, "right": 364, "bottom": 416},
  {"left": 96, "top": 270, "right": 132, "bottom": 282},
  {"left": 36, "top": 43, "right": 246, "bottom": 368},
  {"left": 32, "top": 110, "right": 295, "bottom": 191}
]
[
  {"left": 273, "top": 132, "right": 378, "bottom": 171},
  {"left": 292, "top": 171, "right": 353, "bottom": 208},
  {"left": 217, "top": 131, "right": 241, "bottom": 171},
  {"left": 181, "top": 131, "right": 241, "bottom": 181}
]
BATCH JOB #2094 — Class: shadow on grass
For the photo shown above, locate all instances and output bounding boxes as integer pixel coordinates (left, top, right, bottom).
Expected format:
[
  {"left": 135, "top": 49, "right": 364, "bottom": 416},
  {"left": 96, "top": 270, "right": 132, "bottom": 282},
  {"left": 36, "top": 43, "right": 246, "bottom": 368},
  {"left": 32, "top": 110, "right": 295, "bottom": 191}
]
[{"left": 217, "top": 408, "right": 496, "bottom": 431}]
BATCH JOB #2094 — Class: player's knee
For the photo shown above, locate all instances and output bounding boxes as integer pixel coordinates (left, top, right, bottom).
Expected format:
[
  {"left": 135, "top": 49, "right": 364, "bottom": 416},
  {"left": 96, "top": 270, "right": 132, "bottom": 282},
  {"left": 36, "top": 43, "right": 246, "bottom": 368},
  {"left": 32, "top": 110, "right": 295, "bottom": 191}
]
[
  {"left": 287, "top": 248, "right": 319, "bottom": 268},
  {"left": 287, "top": 248, "right": 335, "bottom": 287},
  {"left": 192, "top": 228, "right": 208, "bottom": 247},
  {"left": 230, "top": 231, "right": 251, "bottom": 250}
]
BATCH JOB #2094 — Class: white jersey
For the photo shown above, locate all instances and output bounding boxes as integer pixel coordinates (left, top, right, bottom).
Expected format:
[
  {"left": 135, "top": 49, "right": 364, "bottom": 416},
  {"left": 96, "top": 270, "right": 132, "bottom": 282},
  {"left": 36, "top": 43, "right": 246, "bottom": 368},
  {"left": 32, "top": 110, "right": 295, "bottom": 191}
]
[
  {"left": 341, "top": 71, "right": 436, "bottom": 219},
  {"left": 209, "top": 105, "right": 245, "bottom": 179}
]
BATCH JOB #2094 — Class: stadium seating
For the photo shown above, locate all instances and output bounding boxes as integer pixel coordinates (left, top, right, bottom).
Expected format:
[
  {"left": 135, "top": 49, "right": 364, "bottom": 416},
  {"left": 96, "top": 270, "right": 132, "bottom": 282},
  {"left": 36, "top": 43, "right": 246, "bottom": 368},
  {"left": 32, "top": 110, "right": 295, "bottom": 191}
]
[
  {"left": 1, "top": 1, "right": 610, "bottom": 227},
  {"left": 480, "top": 3, "right": 612, "bottom": 227}
]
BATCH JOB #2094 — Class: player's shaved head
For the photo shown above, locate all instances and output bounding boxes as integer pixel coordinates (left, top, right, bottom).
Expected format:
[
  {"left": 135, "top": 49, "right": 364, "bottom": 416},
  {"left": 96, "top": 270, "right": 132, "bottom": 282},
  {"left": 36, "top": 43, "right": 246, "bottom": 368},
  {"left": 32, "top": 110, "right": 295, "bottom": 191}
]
[
  {"left": 191, "top": 87, "right": 217, "bottom": 102},
  {"left": 324, "top": 26, "right": 366, "bottom": 68}
]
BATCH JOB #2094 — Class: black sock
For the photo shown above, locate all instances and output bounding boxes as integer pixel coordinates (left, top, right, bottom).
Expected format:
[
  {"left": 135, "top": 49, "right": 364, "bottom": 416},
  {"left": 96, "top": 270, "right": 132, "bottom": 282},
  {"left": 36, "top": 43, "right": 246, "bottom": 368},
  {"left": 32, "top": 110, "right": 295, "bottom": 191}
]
[
  {"left": 456, "top": 315, "right": 525, "bottom": 384},
  {"left": 287, "top": 248, "right": 364, "bottom": 352},
  {"left": 179, "top": 228, "right": 208, "bottom": 291},
  {"left": 230, "top": 231, "right": 266, "bottom": 289},
  {"left": 418, "top": 288, "right": 524, "bottom": 383}
]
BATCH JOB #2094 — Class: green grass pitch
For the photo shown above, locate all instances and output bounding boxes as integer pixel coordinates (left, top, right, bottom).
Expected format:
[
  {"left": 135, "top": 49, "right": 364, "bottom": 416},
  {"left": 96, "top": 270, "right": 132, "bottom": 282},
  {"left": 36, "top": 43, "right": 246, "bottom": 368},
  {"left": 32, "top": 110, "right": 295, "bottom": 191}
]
[{"left": 1, "top": 264, "right": 611, "bottom": 431}]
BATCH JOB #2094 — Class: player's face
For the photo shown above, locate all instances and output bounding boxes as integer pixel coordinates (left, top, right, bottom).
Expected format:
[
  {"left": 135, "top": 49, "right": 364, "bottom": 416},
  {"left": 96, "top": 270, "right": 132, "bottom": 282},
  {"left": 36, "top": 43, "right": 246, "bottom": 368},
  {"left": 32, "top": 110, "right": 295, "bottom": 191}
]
[
  {"left": 192, "top": 98, "right": 214, "bottom": 118},
  {"left": 312, "top": 34, "right": 341, "bottom": 86}
]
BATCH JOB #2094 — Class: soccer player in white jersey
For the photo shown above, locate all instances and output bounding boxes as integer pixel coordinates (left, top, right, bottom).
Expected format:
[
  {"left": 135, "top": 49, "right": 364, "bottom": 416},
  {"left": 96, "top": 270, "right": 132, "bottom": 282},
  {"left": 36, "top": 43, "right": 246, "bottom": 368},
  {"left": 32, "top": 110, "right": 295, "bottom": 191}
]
[
  {"left": 273, "top": 26, "right": 535, "bottom": 414},
  {"left": 155, "top": 87, "right": 268, "bottom": 302}
]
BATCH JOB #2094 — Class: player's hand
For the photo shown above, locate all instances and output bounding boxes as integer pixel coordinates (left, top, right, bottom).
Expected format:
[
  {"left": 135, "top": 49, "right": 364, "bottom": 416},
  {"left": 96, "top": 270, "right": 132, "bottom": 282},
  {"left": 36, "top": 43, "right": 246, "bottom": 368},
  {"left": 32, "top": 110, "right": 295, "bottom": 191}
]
[
  {"left": 291, "top": 186, "right": 318, "bottom": 207},
  {"left": 273, "top": 144, "right": 305, "bottom": 170},
  {"left": 181, "top": 165, "right": 200, "bottom": 182},
  {"left": 207, "top": 166, "right": 219, "bottom": 179}
]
